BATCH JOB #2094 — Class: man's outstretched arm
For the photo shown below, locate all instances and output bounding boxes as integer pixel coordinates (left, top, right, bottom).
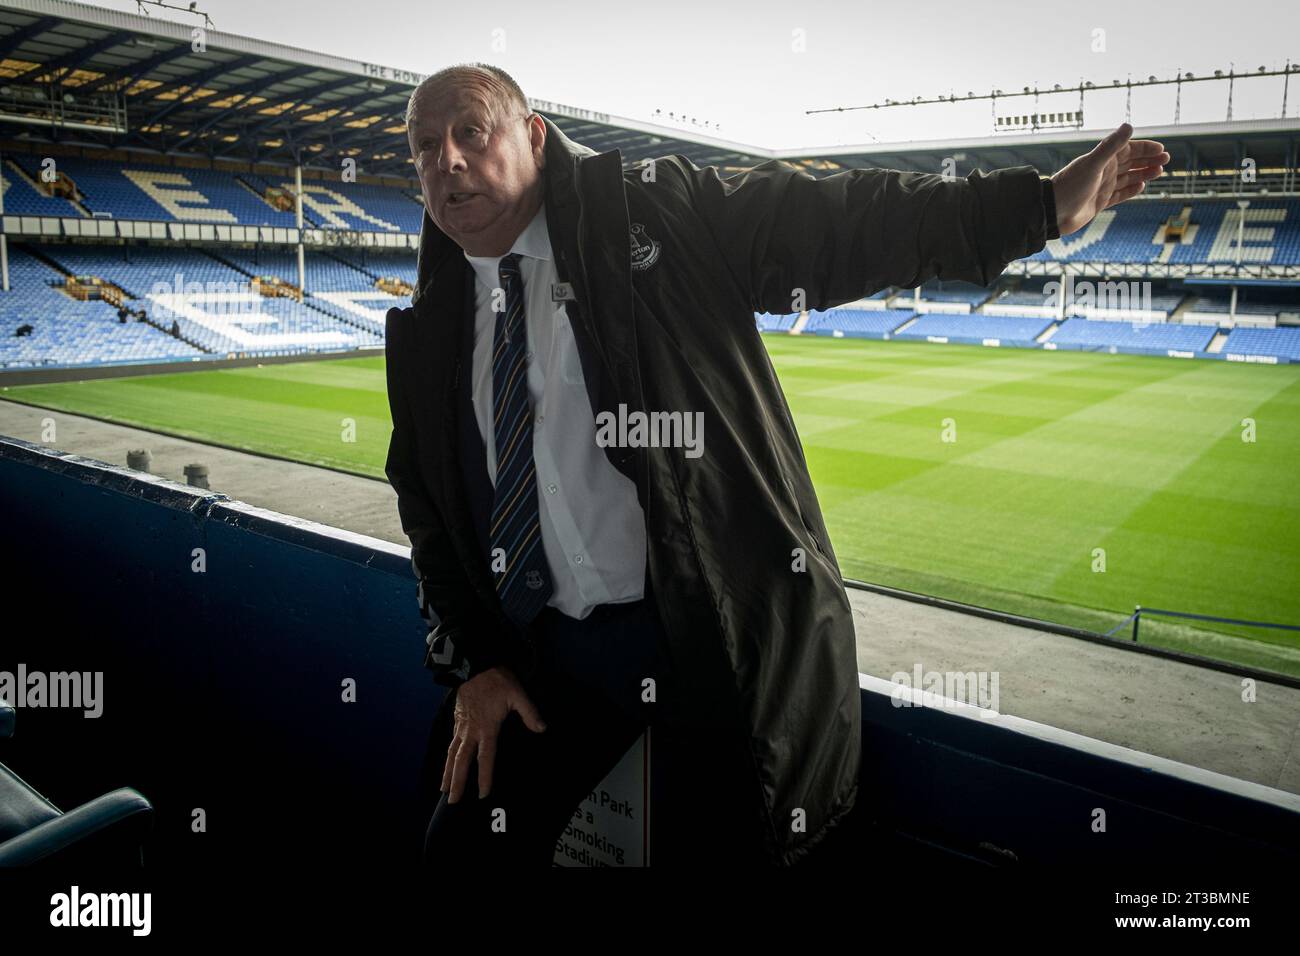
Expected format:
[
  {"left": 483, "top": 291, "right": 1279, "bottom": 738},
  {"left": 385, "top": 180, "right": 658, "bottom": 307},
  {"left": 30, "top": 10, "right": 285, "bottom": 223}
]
[{"left": 672, "top": 122, "right": 1166, "bottom": 316}]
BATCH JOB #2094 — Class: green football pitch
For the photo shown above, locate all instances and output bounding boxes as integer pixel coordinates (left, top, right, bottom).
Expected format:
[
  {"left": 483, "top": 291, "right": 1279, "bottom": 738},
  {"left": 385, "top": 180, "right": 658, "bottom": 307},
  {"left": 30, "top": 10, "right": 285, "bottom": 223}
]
[{"left": 6, "top": 336, "right": 1299, "bottom": 676}]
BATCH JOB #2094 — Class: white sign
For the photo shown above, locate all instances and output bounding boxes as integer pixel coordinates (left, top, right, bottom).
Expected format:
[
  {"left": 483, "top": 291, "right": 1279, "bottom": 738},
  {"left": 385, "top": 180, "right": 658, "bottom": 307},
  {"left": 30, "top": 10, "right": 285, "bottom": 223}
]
[{"left": 554, "top": 727, "right": 650, "bottom": 867}]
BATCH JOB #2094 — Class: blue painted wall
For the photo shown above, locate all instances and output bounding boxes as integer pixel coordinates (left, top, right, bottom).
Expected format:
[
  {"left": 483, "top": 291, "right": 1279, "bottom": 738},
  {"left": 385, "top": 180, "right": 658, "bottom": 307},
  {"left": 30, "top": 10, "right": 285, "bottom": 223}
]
[{"left": 2, "top": 434, "right": 1298, "bottom": 870}]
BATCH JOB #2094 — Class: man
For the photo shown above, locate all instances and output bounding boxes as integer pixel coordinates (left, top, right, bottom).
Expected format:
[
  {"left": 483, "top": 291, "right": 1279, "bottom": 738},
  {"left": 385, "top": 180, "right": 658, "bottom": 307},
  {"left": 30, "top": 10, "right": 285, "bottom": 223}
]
[{"left": 383, "top": 63, "right": 1168, "bottom": 868}]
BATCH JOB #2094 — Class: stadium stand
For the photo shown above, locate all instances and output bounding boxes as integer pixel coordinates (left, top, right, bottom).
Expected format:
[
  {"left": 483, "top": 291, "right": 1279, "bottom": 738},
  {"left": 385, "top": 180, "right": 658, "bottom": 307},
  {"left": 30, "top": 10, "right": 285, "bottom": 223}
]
[
  {"left": 329, "top": 249, "right": 419, "bottom": 287},
  {"left": 1168, "top": 202, "right": 1300, "bottom": 266},
  {"left": 986, "top": 287, "right": 1057, "bottom": 309},
  {"left": 800, "top": 310, "right": 915, "bottom": 335},
  {"left": 0, "top": 244, "right": 385, "bottom": 365},
  {"left": 755, "top": 312, "right": 799, "bottom": 332},
  {"left": 1046, "top": 317, "right": 1217, "bottom": 353},
  {"left": 217, "top": 248, "right": 403, "bottom": 334},
  {"left": 0, "top": 79, "right": 1294, "bottom": 374},
  {"left": 33, "top": 156, "right": 299, "bottom": 228},
  {"left": 1220, "top": 327, "right": 1300, "bottom": 361},
  {"left": 1191, "top": 296, "right": 1287, "bottom": 314},
  {"left": 1, "top": 162, "right": 84, "bottom": 218},
  {"left": 285, "top": 180, "right": 423, "bottom": 233},
  {"left": 893, "top": 313, "right": 1055, "bottom": 345},
  {"left": 803, "top": 308, "right": 913, "bottom": 336},
  {"left": 1024, "top": 198, "right": 1300, "bottom": 266},
  {"left": 1, "top": 151, "right": 425, "bottom": 233},
  {"left": 0, "top": 247, "right": 201, "bottom": 369},
  {"left": 915, "top": 279, "right": 994, "bottom": 307},
  {"left": 1181, "top": 292, "right": 1296, "bottom": 329}
]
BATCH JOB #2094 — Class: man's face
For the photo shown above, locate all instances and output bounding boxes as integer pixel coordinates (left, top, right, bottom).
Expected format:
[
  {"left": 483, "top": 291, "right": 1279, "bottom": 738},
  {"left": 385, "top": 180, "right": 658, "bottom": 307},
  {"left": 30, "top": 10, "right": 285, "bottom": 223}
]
[{"left": 407, "top": 77, "right": 545, "bottom": 257}]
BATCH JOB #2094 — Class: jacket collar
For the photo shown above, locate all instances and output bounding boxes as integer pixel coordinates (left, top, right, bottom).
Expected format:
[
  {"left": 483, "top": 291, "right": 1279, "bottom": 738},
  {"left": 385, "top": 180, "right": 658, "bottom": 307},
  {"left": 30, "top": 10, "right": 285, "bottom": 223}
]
[{"left": 410, "top": 114, "right": 596, "bottom": 307}]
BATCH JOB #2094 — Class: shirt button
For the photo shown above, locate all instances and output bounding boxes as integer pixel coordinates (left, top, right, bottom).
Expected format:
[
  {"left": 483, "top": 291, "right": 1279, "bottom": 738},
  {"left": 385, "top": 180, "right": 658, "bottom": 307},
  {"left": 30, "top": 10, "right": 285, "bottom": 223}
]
[
  {"left": 536, "top": 414, "right": 544, "bottom": 425},
  {"left": 573, "top": 554, "right": 584, "bottom": 565},
  {"left": 526, "top": 351, "right": 534, "bottom": 361},
  {"left": 547, "top": 483, "right": 558, "bottom": 494}
]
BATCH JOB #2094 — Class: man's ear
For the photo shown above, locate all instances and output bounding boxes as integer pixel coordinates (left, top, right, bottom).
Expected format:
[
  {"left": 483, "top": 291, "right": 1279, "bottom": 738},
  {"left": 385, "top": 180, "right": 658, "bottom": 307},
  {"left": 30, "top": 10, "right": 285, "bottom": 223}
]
[{"left": 529, "top": 113, "right": 546, "bottom": 168}]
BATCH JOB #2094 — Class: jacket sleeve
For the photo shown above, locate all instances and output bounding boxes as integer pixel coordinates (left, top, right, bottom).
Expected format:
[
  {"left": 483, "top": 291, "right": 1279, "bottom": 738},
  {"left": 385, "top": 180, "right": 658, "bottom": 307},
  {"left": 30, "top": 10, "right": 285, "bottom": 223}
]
[
  {"left": 670, "top": 154, "right": 1050, "bottom": 315},
  {"left": 384, "top": 312, "right": 506, "bottom": 689}
]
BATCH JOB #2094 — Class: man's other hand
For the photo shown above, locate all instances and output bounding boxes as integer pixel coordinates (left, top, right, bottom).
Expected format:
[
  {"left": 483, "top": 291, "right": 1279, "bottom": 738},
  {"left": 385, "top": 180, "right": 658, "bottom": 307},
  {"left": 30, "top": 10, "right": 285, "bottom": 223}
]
[
  {"left": 441, "top": 665, "right": 547, "bottom": 804},
  {"left": 1051, "top": 122, "right": 1169, "bottom": 236}
]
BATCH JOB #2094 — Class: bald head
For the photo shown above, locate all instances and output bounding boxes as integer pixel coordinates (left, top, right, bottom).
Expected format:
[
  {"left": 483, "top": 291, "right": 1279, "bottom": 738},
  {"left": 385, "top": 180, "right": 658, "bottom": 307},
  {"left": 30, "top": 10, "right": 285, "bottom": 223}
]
[
  {"left": 405, "top": 64, "right": 546, "bottom": 257},
  {"left": 406, "top": 64, "right": 527, "bottom": 129}
]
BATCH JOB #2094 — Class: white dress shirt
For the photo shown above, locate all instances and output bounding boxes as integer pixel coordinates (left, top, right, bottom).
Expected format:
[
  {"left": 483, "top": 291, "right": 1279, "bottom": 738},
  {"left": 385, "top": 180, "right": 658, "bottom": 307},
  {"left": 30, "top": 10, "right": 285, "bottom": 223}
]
[{"left": 463, "top": 203, "right": 647, "bottom": 620}]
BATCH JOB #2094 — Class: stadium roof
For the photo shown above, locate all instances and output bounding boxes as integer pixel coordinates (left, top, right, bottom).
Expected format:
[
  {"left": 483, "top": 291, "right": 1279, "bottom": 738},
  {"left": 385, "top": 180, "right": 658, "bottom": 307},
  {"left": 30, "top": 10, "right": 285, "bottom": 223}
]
[
  {"left": 0, "top": 0, "right": 776, "bottom": 178},
  {"left": 0, "top": 0, "right": 1296, "bottom": 187}
]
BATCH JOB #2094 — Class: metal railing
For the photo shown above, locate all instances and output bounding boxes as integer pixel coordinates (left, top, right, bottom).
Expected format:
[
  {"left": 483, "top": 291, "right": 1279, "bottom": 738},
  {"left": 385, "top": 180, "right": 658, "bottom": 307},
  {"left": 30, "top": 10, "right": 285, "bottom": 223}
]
[{"left": 1105, "top": 605, "right": 1300, "bottom": 642}]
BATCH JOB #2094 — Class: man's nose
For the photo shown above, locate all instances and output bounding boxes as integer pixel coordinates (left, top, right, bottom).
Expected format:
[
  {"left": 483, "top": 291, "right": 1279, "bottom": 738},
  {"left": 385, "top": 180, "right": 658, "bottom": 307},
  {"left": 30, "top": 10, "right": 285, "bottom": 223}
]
[{"left": 437, "top": 139, "right": 467, "bottom": 174}]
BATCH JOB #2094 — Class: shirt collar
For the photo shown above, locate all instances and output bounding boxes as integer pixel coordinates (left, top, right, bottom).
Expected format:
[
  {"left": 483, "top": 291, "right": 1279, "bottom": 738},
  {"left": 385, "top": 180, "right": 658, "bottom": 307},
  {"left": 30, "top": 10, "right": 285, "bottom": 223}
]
[{"left": 463, "top": 202, "right": 551, "bottom": 291}]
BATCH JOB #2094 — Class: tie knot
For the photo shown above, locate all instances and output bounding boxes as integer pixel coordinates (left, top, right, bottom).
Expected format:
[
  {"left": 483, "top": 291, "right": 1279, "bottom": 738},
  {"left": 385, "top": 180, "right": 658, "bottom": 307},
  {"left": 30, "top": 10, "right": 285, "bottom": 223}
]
[{"left": 498, "top": 252, "right": 522, "bottom": 285}]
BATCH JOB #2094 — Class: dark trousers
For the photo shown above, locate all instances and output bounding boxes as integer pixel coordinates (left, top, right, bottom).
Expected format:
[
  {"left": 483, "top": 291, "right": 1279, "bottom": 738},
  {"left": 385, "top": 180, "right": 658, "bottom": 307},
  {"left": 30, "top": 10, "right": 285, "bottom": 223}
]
[{"left": 419, "top": 587, "right": 771, "bottom": 867}]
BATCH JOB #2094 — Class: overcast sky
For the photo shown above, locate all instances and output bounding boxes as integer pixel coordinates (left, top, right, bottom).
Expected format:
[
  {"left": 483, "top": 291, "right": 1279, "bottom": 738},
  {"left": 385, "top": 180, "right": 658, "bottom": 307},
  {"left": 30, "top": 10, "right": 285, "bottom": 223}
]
[{"left": 80, "top": 0, "right": 1300, "bottom": 149}]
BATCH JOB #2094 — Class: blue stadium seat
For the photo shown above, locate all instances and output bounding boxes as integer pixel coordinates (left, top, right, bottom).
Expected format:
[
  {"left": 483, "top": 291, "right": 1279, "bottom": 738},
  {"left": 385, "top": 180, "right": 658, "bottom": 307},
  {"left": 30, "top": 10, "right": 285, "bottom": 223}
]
[
  {"left": 803, "top": 308, "right": 913, "bottom": 335},
  {"left": 3, "top": 152, "right": 426, "bottom": 233},
  {"left": 1220, "top": 327, "right": 1300, "bottom": 361},
  {"left": 894, "top": 313, "right": 1054, "bottom": 345},
  {"left": 0, "top": 244, "right": 412, "bottom": 368},
  {"left": 1021, "top": 198, "right": 1300, "bottom": 266},
  {"left": 1047, "top": 317, "right": 1216, "bottom": 352}
]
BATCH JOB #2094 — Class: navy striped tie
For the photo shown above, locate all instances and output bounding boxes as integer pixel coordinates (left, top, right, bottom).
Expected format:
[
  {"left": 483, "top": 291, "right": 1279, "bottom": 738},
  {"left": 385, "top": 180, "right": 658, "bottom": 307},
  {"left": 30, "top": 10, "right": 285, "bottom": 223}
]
[{"left": 489, "top": 252, "right": 551, "bottom": 627}]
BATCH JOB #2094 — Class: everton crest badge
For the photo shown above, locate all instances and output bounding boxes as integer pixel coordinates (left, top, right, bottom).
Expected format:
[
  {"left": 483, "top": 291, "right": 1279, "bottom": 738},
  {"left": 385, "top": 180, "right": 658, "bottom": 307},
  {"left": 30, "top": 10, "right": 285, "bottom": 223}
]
[{"left": 629, "top": 221, "right": 661, "bottom": 272}]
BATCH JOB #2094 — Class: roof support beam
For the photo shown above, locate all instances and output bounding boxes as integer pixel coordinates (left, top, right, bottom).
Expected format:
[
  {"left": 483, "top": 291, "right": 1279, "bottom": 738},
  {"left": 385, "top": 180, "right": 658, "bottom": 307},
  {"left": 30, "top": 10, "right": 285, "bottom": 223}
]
[
  {"left": 78, "top": 43, "right": 195, "bottom": 96},
  {"left": 0, "top": 16, "right": 58, "bottom": 60}
]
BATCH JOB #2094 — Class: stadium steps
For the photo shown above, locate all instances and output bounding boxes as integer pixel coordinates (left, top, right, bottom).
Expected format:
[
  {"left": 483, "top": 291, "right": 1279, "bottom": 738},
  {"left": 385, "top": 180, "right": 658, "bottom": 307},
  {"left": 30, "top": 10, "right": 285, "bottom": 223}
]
[
  {"left": 321, "top": 250, "right": 380, "bottom": 282},
  {"left": 17, "top": 244, "right": 75, "bottom": 278},
  {"left": 294, "top": 293, "right": 381, "bottom": 338},
  {"left": 1035, "top": 321, "right": 1061, "bottom": 343},
  {"left": 202, "top": 249, "right": 258, "bottom": 280},
  {"left": 893, "top": 316, "right": 919, "bottom": 334},
  {"left": 790, "top": 311, "right": 810, "bottom": 334},
  {"left": 233, "top": 175, "right": 320, "bottom": 228},
  {"left": 129, "top": 310, "right": 213, "bottom": 355},
  {"left": 258, "top": 175, "right": 321, "bottom": 228},
  {"left": 1170, "top": 296, "right": 1200, "bottom": 323},
  {"left": 1206, "top": 330, "right": 1230, "bottom": 353}
]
